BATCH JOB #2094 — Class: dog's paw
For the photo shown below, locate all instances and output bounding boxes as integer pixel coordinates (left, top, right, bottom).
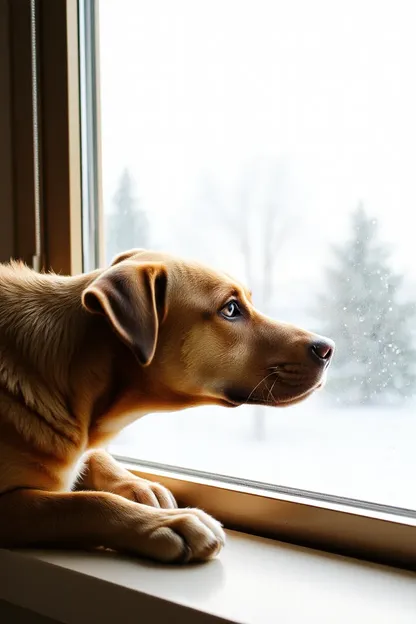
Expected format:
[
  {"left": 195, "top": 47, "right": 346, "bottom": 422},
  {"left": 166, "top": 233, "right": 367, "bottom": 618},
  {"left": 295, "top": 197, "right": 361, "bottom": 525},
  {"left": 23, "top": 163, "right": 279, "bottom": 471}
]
[
  {"left": 117, "top": 478, "right": 177, "bottom": 509},
  {"left": 140, "top": 507, "right": 226, "bottom": 563}
]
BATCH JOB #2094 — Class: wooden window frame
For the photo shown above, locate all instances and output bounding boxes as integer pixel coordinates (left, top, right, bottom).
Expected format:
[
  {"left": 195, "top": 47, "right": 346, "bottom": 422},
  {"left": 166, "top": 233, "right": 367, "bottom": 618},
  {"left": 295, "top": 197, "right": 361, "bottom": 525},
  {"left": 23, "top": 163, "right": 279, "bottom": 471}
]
[
  {"left": 1, "top": 0, "right": 415, "bottom": 572},
  {"left": 0, "top": 0, "right": 14, "bottom": 262},
  {"left": 2, "top": 0, "right": 82, "bottom": 273},
  {"left": 118, "top": 458, "right": 416, "bottom": 571}
]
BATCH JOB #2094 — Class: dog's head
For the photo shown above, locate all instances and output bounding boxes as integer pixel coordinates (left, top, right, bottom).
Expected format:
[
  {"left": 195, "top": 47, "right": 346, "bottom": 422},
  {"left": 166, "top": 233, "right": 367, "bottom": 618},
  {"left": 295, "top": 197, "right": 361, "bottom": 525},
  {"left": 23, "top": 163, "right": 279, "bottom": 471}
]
[{"left": 82, "top": 249, "right": 334, "bottom": 410}]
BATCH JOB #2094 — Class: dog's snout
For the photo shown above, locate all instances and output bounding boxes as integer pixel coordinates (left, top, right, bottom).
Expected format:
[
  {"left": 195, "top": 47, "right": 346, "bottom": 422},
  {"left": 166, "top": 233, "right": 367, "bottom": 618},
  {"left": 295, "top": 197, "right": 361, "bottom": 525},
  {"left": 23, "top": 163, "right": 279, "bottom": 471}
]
[{"left": 309, "top": 337, "right": 334, "bottom": 365}]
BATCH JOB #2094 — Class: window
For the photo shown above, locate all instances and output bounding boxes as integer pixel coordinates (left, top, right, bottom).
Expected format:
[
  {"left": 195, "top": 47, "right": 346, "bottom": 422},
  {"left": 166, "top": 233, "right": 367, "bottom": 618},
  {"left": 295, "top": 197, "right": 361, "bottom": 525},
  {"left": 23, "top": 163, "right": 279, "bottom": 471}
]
[{"left": 85, "top": 0, "right": 416, "bottom": 524}]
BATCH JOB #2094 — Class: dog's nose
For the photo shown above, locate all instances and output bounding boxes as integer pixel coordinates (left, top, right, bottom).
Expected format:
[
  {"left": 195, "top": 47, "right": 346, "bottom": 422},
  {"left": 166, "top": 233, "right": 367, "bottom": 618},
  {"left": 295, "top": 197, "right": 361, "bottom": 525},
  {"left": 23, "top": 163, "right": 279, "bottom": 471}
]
[{"left": 309, "top": 337, "right": 335, "bottom": 365}]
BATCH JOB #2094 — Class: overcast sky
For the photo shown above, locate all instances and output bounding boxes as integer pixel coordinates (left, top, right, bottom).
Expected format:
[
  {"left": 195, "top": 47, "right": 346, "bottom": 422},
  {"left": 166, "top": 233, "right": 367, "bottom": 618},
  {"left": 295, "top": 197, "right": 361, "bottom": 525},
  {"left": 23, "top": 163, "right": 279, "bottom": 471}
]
[{"left": 98, "top": 0, "right": 416, "bottom": 300}]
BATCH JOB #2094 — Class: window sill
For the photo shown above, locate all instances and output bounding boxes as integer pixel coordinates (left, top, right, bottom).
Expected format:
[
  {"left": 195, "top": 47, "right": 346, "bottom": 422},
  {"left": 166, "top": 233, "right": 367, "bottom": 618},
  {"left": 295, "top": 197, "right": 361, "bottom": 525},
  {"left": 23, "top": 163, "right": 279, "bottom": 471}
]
[{"left": 1, "top": 530, "right": 415, "bottom": 624}]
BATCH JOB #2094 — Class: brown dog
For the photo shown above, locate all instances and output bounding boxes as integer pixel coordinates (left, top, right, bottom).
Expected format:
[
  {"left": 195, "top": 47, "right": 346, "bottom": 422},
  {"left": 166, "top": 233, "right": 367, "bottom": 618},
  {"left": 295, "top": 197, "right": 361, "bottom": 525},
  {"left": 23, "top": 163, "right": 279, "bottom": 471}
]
[{"left": 0, "top": 249, "right": 333, "bottom": 562}]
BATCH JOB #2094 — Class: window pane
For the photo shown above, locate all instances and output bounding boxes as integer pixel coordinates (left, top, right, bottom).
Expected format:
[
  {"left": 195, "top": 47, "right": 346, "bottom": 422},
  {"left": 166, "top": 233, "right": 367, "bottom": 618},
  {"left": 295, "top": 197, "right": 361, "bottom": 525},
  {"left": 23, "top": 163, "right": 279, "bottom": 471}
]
[{"left": 97, "top": 0, "right": 416, "bottom": 509}]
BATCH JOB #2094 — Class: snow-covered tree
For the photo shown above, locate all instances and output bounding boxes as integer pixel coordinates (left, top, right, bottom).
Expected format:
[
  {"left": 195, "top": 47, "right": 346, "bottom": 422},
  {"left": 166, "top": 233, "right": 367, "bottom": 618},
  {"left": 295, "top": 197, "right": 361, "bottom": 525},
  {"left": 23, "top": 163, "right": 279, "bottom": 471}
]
[
  {"left": 106, "top": 169, "right": 150, "bottom": 264},
  {"left": 317, "top": 205, "right": 416, "bottom": 405}
]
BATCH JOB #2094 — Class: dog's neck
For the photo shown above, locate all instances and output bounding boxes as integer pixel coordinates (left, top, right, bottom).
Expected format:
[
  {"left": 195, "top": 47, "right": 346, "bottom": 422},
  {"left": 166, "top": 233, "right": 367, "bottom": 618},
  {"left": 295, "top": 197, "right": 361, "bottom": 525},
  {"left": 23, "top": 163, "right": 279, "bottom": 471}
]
[
  {"left": 0, "top": 263, "right": 97, "bottom": 385},
  {"left": 0, "top": 264, "right": 108, "bottom": 435}
]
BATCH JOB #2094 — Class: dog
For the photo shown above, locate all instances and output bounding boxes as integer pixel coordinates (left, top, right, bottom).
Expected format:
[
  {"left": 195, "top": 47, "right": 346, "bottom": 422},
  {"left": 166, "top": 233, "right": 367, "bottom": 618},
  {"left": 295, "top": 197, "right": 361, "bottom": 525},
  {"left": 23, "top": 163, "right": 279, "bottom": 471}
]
[{"left": 0, "top": 248, "right": 333, "bottom": 563}]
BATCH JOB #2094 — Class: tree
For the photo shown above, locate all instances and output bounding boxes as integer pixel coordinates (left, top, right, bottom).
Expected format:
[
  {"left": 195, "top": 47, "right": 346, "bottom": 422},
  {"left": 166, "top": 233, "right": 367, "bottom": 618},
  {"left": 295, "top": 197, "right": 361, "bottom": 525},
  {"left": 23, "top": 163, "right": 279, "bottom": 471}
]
[
  {"left": 229, "top": 166, "right": 294, "bottom": 315},
  {"left": 183, "top": 160, "right": 295, "bottom": 315},
  {"left": 317, "top": 204, "right": 416, "bottom": 405},
  {"left": 106, "top": 169, "right": 150, "bottom": 264},
  {"left": 181, "top": 160, "right": 296, "bottom": 439}
]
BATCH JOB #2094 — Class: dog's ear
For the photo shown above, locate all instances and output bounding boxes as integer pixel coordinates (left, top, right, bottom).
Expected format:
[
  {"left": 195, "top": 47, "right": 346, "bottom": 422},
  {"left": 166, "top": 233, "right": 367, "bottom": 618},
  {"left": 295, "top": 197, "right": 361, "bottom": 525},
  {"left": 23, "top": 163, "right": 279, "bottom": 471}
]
[
  {"left": 110, "top": 249, "right": 146, "bottom": 266},
  {"left": 82, "top": 262, "right": 168, "bottom": 366}
]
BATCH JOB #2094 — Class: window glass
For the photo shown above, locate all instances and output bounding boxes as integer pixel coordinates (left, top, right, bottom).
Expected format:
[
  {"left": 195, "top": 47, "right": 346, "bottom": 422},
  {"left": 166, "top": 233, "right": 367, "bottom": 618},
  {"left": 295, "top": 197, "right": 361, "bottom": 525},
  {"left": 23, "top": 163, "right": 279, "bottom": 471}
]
[{"left": 98, "top": 0, "right": 416, "bottom": 509}]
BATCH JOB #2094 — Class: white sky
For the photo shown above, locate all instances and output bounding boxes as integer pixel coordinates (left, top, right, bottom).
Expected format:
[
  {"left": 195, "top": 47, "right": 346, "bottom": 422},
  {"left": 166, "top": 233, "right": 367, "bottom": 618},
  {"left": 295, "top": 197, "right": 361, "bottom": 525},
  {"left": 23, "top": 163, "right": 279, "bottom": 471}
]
[{"left": 98, "top": 0, "right": 416, "bottom": 304}]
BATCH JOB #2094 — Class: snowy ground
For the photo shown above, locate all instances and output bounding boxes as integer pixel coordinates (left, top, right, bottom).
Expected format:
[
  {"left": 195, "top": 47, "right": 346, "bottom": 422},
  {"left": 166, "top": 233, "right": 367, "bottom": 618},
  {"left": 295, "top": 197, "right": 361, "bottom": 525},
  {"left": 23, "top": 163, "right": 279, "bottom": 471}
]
[{"left": 109, "top": 394, "right": 416, "bottom": 511}]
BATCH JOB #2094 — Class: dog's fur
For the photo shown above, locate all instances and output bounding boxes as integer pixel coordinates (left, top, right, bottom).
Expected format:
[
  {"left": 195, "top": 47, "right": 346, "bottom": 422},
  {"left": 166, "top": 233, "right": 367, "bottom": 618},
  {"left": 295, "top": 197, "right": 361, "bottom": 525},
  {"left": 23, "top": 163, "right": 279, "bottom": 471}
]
[{"left": 0, "top": 249, "right": 333, "bottom": 562}]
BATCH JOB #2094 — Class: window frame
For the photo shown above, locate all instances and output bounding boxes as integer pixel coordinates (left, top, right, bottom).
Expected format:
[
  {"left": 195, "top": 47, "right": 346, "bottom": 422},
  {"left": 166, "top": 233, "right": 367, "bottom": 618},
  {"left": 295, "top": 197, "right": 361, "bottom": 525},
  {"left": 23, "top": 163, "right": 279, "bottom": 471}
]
[
  {"left": 3, "top": 0, "right": 415, "bottom": 572},
  {"left": 2, "top": 0, "right": 82, "bottom": 273},
  {"left": 118, "top": 457, "right": 416, "bottom": 571},
  {"left": 38, "top": 0, "right": 83, "bottom": 275},
  {"left": 0, "top": 0, "right": 14, "bottom": 263}
]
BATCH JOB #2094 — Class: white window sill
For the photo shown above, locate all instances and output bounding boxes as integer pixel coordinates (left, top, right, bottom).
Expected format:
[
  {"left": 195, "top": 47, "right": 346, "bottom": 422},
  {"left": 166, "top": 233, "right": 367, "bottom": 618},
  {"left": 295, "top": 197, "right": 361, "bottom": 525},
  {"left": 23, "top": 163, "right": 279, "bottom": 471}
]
[{"left": 1, "top": 530, "right": 415, "bottom": 624}]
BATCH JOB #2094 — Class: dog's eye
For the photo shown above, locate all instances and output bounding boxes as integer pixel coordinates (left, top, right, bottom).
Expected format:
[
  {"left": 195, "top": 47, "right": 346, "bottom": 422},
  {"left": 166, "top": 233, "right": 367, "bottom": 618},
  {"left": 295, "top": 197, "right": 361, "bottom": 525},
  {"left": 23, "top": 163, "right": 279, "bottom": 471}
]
[{"left": 220, "top": 300, "right": 242, "bottom": 320}]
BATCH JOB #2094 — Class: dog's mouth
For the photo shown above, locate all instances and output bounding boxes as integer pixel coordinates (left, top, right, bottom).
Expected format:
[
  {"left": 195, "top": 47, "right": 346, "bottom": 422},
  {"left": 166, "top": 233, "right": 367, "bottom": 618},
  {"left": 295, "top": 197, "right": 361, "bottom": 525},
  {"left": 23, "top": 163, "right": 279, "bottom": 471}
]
[
  {"left": 221, "top": 386, "right": 318, "bottom": 408},
  {"left": 222, "top": 365, "right": 326, "bottom": 408}
]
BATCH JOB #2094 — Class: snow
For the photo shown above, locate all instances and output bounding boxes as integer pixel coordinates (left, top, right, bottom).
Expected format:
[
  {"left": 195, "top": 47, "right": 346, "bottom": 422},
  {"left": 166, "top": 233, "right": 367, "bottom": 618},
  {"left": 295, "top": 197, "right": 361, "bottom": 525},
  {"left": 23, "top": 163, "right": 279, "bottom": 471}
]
[{"left": 109, "top": 393, "right": 416, "bottom": 510}]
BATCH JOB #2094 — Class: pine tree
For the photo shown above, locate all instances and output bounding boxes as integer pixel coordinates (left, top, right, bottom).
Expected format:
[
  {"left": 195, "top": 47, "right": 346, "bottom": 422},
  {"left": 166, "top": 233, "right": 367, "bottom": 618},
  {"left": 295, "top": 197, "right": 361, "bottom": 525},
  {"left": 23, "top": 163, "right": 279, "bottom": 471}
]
[
  {"left": 317, "top": 205, "right": 416, "bottom": 405},
  {"left": 106, "top": 169, "right": 149, "bottom": 264}
]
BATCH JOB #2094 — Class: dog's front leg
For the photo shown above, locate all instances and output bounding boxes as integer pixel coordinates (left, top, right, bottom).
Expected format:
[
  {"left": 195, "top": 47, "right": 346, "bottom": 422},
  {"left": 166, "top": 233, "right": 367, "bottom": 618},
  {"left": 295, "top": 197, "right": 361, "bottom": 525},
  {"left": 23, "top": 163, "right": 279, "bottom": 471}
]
[
  {"left": 0, "top": 489, "right": 224, "bottom": 562},
  {"left": 77, "top": 449, "right": 177, "bottom": 508}
]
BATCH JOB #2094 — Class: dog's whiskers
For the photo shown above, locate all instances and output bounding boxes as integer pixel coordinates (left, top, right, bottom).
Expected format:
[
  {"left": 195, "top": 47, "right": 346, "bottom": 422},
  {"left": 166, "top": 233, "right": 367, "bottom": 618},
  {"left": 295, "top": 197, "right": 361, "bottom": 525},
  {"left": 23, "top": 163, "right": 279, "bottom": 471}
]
[
  {"left": 267, "top": 377, "right": 279, "bottom": 404},
  {"left": 244, "top": 371, "right": 277, "bottom": 406}
]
